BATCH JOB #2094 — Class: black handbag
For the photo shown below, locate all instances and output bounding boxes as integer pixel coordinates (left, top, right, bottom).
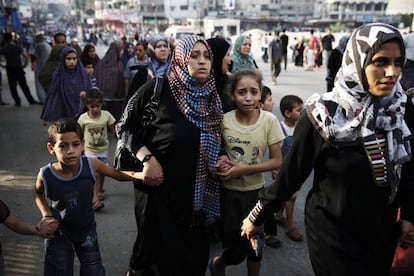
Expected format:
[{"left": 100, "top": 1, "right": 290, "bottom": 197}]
[
  {"left": 113, "top": 77, "right": 164, "bottom": 171},
  {"left": 113, "top": 130, "right": 143, "bottom": 171}
]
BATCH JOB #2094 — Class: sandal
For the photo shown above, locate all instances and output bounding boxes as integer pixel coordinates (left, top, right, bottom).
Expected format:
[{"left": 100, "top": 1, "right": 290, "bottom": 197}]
[
  {"left": 286, "top": 227, "right": 303, "bottom": 242},
  {"left": 93, "top": 200, "right": 105, "bottom": 211}
]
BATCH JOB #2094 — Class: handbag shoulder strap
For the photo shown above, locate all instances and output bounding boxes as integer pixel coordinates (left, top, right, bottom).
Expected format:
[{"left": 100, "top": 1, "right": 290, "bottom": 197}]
[
  {"left": 142, "top": 77, "right": 164, "bottom": 127},
  {"left": 154, "top": 76, "right": 164, "bottom": 97}
]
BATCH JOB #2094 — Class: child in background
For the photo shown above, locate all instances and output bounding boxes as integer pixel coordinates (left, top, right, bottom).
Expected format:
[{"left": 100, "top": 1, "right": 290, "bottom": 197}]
[
  {"left": 258, "top": 85, "right": 283, "bottom": 249},
  {"left": 34, "top": 118, "right": 142, "bottom": 276},
  {"left": 275, "top": 95, "right": 304, "bottom": 242},
  {"left": 83, "top": 58, "right": 98, "bottom": 88},
  {"left": 78, "top": 88, "right": 116, "bottom": 211},
  {"left": 210, "top": 69, "right": 284, "bottom": 276}
]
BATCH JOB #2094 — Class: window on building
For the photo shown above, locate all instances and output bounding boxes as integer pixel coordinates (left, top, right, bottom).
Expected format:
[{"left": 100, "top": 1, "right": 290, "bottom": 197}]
[
  {"left": 180, "top": 5, "right": 188, "bottom": 10},
  {"left": 375, "top": 3, "right": 382, "bottom": 11},
  {"left": 356, "top": 3, "right": 363, "bottom": 11}
]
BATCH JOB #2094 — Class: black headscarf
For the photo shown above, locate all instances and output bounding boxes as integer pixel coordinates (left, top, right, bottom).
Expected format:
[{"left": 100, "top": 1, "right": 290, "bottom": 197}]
[{"left": 207, "top": 37, "right": 234, "bottom": 112}]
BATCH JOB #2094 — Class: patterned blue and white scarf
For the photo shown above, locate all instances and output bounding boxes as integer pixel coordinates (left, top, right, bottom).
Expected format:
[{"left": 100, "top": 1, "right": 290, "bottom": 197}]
[{"left": 168, "top": 35, "right": 223, "bottom": 224}]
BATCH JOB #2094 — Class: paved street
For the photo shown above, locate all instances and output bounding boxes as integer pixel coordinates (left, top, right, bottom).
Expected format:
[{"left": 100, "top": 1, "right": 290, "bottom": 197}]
[{"left": 0, "top": 44, "right": 326, "bottom": 276}]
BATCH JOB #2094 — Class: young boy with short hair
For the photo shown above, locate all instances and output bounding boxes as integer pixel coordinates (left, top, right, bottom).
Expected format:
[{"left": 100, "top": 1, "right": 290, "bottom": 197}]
[
  {"left": 34, "top": 118, "right": 142, "bottom": 276},
  {"left": 275, "top": 94, "right": 304, "bottom": 242},
  {"left": 83, "top": 59, "right": 97, "bottom": 88}
]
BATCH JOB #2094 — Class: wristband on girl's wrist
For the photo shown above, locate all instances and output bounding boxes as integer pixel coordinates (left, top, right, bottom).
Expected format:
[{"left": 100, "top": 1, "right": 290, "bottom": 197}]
[{"left": 248, "top": 200, "right": 264, "bottom": 224}]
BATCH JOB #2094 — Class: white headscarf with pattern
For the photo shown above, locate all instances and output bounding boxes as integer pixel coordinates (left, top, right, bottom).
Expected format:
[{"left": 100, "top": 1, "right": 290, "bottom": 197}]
[{"left": 305, "top": 23, "right": 412, "bottom": 164}]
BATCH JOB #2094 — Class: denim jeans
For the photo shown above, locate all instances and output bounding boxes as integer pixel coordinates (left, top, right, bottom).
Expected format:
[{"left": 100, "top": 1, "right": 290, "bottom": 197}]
[{"left": 44, "top": 225, "right": 105, "bottom": 276}]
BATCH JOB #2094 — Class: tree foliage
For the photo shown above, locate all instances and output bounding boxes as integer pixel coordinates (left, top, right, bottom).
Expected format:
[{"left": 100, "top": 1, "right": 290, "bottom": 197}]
[
  {"left": 401, "top": 14, "right": 413, "bottom": 28},
  {"left": 330, "top": 22, "right": 346, "bottom": 32}
]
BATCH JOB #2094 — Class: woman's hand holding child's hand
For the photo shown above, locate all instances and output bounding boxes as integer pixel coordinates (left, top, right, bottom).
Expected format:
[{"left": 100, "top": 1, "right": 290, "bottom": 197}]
[
  {"left": 216, "top": 156, "right": 231, "bottom": 174},
  {"left": 142, "top": 157, "right": 164, "bottom": 187},
  {"left": 217, "top": 159, "right": 246, "bottom": 181}
]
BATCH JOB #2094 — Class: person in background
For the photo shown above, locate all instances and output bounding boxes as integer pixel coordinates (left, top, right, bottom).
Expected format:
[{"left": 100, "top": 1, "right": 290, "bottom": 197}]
[
  {"left": 38, "top": 32, "right": 67, "bottom": 95},
  {"left": 258, "top": 85, "right": 283, "bottom": 249},
  {"left": 304, "top": 29, "right": 317, "bottom": 71},
  {"left": 274, "top": 95, "right": 304, "bottom": 242},
  {"left": 241, "top": 23, "right": 414, "bottom": 275},
  {"left": 207, "top": 37, "right": 234, "bottom": 112},
  {"left": 401, "top": 30, "right": 414, "bottom": 90},
  {"left": 321, "top": 28, "right": 336, "bottom": 68},
  {"left": 269, "top": 31, "right": 283, "bottom": 85},
  {"left": 117, "top": 34, "right": 223, "bottom": 276},
  {"left": 0, "top": 70, "right": 6, "bottom": 105},
  {"left": 146, "top": 35, "right": 171, "bottom": 79},
  {"left": 69, "top": 38, "right": 82, "bottom": 56},
  {"left": 81, "top": 44, "right": 100, "bottom": 66},
  {"left": 123, "top": 41, "right": 150, "bottom": 100},
  {"left": 0, "top": 32, "right": 39, "bottom": 106},
  {"left": 231, "top": 35, "right": 258, "bottom": 73},
  {"left": 261, "top": 32, "right": 269, "bottom": 63},
  {"left": 78, "top": 88, "right": 116, "bottom": 211},
  {"left": 94, "top": 41, "right": 125, "bottom": 121},
  {"left": 83, "top": 58, "right": 97, "bottom": 88},
  {"left": 32, "top": 31, "right": 52, "bottom": 104},
  {"left": 280, "top": 29, "right": 289, "bottom": 71},
  {"left": 122, "top": 42, "right": 136, "bottom": 70},
  {"left": 326, "top": 35, "right": 349, "bottom": 92},
  {"left": 294, "top": 37, "right": 305, "bottom": 67},
  {"left": 209, "top": 69, "right": 284, "bottom": 276},
  {"left": 121, "top": 36, "right": 127, "bottom": 50},
  {"left": 39, "top": 45, "right": 65, "bottom": 94},
  {"left": 41, "top": 46, "right": 90, "bottom": 124},
  {"left": 52, "top": 32, "right": 67, "bottom": 47},
  {"left": 207, "top": 36, "right": 234, "bottom": 244}
]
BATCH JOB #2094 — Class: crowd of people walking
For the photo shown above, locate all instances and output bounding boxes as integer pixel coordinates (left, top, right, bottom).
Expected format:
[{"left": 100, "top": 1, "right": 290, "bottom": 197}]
[{"left": 1, "top": 22, "right": 414, "bottom": 276}]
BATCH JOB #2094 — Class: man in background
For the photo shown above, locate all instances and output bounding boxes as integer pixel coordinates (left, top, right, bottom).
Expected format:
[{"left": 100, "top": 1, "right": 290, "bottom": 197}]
[
  {"left": 321, "top": 28, "right": 335, "bottom": 68},
  {"left": 280, "top": 29, "right": 289, "bottom": 71},
  {"left": 0, "top": 33, "right": 39, "bottom": 106},
  {"left": 32, "top": 32, "right": 52, "bottom": 104},
  {"left": 401, "top": 31, "right": 414, "bottom": 90}
]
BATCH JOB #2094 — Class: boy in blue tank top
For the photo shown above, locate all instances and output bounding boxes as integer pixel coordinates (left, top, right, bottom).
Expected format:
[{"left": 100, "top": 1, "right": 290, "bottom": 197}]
[{"left": 34, "top": 118, "right": 144, "bottom": 276}]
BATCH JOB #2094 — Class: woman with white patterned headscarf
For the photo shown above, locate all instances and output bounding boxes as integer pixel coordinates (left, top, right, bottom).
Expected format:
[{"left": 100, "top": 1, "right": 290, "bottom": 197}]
[{"left": 240, "top": 23, "right": 414, "bottom": 275}]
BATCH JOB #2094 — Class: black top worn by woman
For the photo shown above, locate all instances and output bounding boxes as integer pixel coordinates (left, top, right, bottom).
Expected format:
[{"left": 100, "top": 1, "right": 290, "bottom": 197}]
[
  {"left": 246, "top": 23, "right": 414, "bottom": 276},
  {"left": 117, "top": 78, "right": 199, "bottom": 224}
]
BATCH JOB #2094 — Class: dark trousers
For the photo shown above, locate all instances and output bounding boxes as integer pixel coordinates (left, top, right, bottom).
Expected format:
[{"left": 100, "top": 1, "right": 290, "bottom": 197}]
[
  {"left": 282, "top": 53, "right": 288, "bottom": 70},
  {"left": 271, "top": 61, "right": 282, "bottom": 82},
  {"left": 6, "top": 67, "right": 36, "bottom": 105},
  {"left": 44, "top": 225, "right": 105, "bottom": 276}
]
